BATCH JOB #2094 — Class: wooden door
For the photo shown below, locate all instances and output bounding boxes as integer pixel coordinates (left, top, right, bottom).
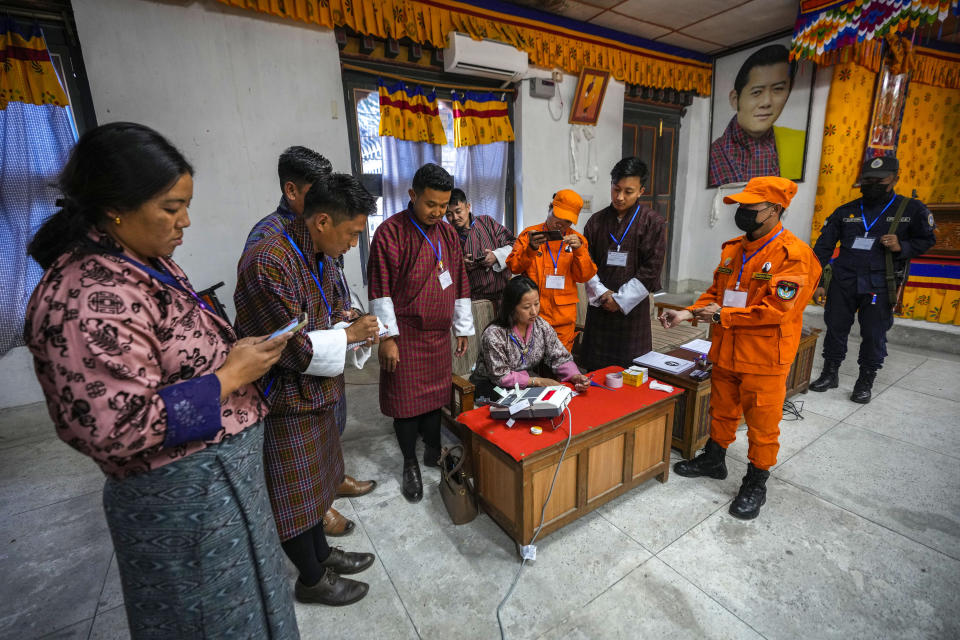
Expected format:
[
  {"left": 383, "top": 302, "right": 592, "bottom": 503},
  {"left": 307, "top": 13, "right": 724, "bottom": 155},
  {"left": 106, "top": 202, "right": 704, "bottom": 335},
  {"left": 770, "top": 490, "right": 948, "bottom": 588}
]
[{"left": 622, "top": 102, "right": 681, "bottom": 284}]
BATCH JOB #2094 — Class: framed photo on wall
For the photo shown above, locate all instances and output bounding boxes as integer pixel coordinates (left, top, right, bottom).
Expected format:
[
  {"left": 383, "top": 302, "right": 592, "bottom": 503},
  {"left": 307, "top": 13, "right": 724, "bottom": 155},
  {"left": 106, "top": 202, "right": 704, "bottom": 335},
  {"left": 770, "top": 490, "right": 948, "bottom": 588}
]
[
  {"left": 707, "top": 35, "right": 815, "bottom": 188},
  {"left": 569, "top": 67, "right": 610, "bottom": 126}
]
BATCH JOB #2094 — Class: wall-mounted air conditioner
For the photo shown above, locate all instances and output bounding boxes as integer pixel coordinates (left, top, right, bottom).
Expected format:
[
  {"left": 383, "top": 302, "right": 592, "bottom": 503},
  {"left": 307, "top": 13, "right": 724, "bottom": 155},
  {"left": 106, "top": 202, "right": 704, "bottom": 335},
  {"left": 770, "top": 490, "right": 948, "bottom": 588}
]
[{"left": 443, "top": 32, "right": 528, "bottom": 81}]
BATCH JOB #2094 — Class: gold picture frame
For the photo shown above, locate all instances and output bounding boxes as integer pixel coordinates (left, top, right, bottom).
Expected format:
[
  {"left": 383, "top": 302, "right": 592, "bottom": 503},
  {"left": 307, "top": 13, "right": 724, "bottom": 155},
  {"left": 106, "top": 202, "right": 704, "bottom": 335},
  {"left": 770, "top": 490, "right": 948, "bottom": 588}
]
[{"left": 569, "top": 67, "right": 610, "bottom": 126}]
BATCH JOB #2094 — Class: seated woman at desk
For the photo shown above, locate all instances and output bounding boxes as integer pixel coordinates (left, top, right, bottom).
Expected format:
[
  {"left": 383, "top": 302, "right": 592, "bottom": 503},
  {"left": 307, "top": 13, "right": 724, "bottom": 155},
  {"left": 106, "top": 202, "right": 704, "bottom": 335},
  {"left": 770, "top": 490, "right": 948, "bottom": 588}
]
[{"left": 472, "top": 276, "right": 590, "bottom": 399}]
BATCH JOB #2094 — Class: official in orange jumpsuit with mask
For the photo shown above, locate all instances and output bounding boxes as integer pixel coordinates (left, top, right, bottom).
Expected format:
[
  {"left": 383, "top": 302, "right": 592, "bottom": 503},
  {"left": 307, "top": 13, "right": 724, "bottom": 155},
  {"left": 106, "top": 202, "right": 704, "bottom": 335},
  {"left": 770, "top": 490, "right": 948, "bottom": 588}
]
[
  {"left": 659, "top": 177, "right": 821, "bottom": 519},
  {"left": 506, "top": 189, "right": 597, "bottom": 351}
]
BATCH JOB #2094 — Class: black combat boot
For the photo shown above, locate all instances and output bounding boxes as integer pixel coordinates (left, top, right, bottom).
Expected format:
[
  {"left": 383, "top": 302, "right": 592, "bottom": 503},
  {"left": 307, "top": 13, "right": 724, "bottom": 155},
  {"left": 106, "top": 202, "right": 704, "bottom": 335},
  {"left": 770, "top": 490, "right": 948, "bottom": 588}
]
[
  {"left": 809, "top": 359, "right": 841, "bottom": 392},
  {"left": 674, "top": 439, "right": 727, "bottom": 479},
  {"left": 729, "top": 463, "right": 770, "bottom": 520},
  {"left": 850, "top": 367, "right": 877, "bottom": 404}
]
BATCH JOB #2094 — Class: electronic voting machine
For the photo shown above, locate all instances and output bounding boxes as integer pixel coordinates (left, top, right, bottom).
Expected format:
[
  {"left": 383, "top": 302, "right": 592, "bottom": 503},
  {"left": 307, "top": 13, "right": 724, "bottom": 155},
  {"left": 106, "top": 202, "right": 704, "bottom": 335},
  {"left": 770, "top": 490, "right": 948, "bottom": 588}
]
[{"left": 489, "top": 385, "right": 573, "bottom": 421}]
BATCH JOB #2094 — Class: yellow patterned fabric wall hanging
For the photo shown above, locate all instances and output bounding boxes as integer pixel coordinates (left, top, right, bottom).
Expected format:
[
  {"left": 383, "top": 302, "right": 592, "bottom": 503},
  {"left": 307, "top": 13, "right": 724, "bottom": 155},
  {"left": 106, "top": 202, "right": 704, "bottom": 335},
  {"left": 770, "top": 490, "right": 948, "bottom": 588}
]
[
  {"left": 896, "top": 82, "right": 960, "bottom": 204},
  {"left": 0, "top": 20, "right": 69, "bottom": 110},
  {"left": 450, "top": 91, "right": 514, "bottom": 147},
  {"left": 378, "top": 80, "right": 447, "bottom": 144}
]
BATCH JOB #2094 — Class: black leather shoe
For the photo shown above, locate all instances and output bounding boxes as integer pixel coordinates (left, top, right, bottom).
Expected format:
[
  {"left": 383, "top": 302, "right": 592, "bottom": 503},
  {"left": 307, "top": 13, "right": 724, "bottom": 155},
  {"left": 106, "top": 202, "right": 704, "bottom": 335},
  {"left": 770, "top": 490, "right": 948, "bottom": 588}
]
[
  {"left": 294, "top": 569, "right": 369, "bottom": 606},
  {"left": 729, "top": 463, "right": 769, "bottom": 520},
  {"left": 851, "top": 368, "right": 877, "bottom": 404},
  {"left": 402, "top": 459, "right": 423, "bottom": 503},
  {"left": 810, "top": 359, "right": 841, "bottom": 392},
  {"left": 674, "top": 439, "right": 728, "bottom": 479},
  {"left": 320, "top": 547, "right": 375, "bottom": 575},
  {"left": 423, "top": 446, "right": 441, "bottom": 468}
]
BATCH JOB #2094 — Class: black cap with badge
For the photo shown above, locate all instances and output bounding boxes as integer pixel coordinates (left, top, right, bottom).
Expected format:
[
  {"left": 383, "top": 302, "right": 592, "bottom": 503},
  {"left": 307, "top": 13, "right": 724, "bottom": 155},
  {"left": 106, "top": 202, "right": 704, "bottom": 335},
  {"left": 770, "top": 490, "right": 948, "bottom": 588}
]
[{"left": 861, "top": 156, "right": 899, "bottom": 179}]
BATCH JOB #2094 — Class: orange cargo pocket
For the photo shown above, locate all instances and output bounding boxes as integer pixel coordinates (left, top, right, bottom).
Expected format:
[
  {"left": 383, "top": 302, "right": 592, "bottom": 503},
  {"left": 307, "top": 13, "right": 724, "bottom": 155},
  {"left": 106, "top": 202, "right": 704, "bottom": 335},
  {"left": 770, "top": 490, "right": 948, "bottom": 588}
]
[
  {"left": 733, "top": 327, "right": 776, "bottom": 366},
  {"left": 778, "top": 329, "right": 799, "bottom": 365}
]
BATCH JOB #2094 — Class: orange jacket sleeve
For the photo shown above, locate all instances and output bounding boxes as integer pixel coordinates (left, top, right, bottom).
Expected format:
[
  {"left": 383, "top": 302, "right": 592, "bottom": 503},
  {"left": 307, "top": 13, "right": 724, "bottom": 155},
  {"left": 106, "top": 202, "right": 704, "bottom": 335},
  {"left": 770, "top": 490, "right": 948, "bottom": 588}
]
[
  {"left": 506, "top": 230, "right": 536, "bottom": 275},
  {"left": 568, "top": 233, "right": 598, "bottom": 283},
  {"left": 719, "top": 247, "right": 821, "bottom": 329}
]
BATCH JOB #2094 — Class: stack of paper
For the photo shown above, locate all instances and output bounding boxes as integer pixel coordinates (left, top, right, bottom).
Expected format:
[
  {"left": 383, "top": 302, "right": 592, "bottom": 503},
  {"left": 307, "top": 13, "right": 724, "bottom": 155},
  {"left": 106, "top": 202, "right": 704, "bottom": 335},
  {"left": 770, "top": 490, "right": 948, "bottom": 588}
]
[
  {"left": 680, "top": 339, "right": 712, "bottom": 355},
  {"left": 633, "top": 351, "right": 695, "bottom": 374}
]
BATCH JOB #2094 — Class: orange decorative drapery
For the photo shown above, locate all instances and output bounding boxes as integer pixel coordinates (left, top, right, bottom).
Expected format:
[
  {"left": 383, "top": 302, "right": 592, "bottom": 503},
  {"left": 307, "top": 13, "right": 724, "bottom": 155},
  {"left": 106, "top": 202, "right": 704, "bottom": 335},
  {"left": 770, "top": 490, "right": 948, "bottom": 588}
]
[
  {"left": 0, "top": 19, "right": 69, "bottom": 110},
  {"left": 378, "top": 80, "right": 447, "bottom": 144},
  {"left": 216, "top": 0, "right": 713, "bottom": 94},
  {"left": 450, "top": 91, "right": 513, "bottom": 147}
]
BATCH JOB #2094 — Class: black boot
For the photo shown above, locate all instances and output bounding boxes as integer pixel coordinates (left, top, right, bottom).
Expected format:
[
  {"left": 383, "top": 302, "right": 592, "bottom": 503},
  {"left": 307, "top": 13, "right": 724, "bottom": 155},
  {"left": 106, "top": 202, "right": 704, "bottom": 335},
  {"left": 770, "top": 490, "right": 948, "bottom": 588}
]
[
  {"left": 674, "top": 439, "right": 728, "bottom": 479},
  {"left": 851, "top": 368, "right": 877, "bottom": 404},
  {"left": 401, "top": 459, "right": 423, "bottom": 503},
  {"left": 423, "top": 445, "right": 441, "bottom": 468},
  {"left": 294, "top": 568, "right": 369, "bottom": 606},
  {"left": 320, "top": 547, "right": 375, "bottom": 575},
  {"left": 809, "top": 359, "right": 841, "bottom": 392},
  {"left": 729, "top": 463, "right": 769, "bottom": 520}
]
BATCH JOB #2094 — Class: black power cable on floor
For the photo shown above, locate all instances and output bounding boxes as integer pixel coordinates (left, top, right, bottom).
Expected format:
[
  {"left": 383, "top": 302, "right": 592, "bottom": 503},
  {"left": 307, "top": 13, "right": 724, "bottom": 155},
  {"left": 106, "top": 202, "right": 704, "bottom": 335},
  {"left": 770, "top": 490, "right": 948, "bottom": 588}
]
[{"left": 783, "top": 399, "right": 805, "bottom": 421}]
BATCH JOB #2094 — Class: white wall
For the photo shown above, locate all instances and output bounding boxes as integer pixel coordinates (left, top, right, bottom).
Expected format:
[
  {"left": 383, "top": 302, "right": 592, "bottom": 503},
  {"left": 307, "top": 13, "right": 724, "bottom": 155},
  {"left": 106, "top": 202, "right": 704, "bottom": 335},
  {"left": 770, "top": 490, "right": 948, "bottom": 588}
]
[
  {"left": 670, "top": 67, "right": 831, "bottom": 293},
  {"left": 514, "top": 70, "right": 625, "bottom": 231}
]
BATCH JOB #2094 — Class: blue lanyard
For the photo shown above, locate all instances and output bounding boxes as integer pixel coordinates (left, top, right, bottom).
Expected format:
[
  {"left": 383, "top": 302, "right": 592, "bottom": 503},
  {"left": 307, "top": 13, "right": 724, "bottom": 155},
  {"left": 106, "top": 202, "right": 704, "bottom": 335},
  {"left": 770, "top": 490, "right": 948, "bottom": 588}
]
[
  {"left": 282, "top": 230, "right": 331, "bottom": 317},
  {"left": 737, "top": 228, "right": 783, "bottom": 289},
  {"left": 608, "top": 203, "right": 641, "bottom": 251},
  {"left": 509, "top": 333, "right": 528, "bottom": 366},
  {"left": 859, "top": 194, "right": 897, "bottom": 236},
  {"left": 408, "top": 214, "right": 444, "bottom": 271},
  {"left": 111, "top": 253, "right": 210, "bottom": 313},
  {"left": 542, "top": 225, "right": 560, "bottom": 273}
]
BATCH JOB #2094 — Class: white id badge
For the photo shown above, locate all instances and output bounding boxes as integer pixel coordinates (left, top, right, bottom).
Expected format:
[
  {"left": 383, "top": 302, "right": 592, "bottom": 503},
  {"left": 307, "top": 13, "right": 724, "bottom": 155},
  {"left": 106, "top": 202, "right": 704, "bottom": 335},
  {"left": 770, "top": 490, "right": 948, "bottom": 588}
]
[
  {"left": 852, "top": 236, "right": 876, "bottom": 251},
  {"left": 438, "top": 270, "right": 453, "bottom": 290},
  {"left": 722, "top": 289, "right": 748, "bottom": 308},
  {"left": 606, "top": 250, "right": 628, "bottom": 267},
  {"left": 545, "top": 274, "right": 566, "bottom": 289}
]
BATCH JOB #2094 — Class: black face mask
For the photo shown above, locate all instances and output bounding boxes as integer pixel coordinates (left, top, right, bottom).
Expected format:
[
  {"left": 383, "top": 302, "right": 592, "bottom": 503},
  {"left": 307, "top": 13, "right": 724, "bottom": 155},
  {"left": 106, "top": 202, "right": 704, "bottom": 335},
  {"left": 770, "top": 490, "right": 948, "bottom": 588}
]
[
  {"left": 860, "top": 182, "right": 890, "bottom": 206},
  {"left": 735, "top": 206, "right": 765, "bottom": 234}
]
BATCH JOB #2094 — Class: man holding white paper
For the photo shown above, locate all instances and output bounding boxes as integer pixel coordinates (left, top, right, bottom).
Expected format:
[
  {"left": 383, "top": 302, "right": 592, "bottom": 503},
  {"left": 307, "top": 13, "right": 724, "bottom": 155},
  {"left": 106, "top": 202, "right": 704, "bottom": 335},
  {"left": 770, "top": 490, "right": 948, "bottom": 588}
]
[
  {"left": 659, "top": 177, "right": 820, "bottom": 520},
  {"left": 235, "top": 174, "right": 382, "bottom": 606}
]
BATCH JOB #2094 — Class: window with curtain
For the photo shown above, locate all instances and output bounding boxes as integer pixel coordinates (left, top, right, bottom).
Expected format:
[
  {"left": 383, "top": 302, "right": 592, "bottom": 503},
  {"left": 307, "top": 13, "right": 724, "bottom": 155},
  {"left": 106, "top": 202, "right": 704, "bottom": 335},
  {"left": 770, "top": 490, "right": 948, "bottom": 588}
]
[{"left": 0, "top": 18, "right": 79, "bottom": 356}]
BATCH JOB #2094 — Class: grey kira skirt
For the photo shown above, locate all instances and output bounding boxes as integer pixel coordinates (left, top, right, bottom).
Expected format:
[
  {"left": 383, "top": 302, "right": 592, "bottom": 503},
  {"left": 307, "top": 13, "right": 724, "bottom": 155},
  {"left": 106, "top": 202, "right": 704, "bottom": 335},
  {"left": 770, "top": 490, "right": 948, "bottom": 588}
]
[{"left": 103, "top": 423, "right": 299, "bottom": 639}]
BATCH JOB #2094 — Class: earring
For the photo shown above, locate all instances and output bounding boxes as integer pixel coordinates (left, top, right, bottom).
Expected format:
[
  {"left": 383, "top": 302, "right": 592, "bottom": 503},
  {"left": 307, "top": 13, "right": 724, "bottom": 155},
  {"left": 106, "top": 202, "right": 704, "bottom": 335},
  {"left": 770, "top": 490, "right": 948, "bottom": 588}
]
[{"left": 114, "top": 217, "right": 121, "bottom": 225}]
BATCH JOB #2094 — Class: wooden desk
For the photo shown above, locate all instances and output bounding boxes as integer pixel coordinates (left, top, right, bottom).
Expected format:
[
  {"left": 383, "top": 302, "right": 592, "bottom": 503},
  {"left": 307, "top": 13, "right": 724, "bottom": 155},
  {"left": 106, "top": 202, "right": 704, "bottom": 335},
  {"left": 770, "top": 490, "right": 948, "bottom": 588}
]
[{"left": 455, "top": 389, "right": 679, "bottom": 546}]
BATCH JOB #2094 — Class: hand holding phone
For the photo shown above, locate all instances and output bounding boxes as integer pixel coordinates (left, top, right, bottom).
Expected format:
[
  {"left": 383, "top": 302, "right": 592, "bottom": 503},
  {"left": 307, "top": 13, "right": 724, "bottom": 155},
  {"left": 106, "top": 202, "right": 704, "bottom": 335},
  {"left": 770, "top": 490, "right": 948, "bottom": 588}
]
[{"left": 268, "top": 312, "right": 308, "bottom": 340}]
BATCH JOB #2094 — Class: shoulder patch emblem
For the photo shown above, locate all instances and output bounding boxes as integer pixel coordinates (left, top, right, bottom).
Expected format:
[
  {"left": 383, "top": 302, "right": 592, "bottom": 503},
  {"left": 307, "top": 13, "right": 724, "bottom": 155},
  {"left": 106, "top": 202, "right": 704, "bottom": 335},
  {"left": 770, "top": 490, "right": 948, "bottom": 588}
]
[
  {"left": 870, "top": 158, "right": 884, "bottom": 169},
  {"left": 723, "top": 257, "right": 732, "bottom": 266},
  {"left": 928, "top": 212, "right": 935, "bottom": 227},
  {"left": 717, "top": 267, "right": 733, "bottom": 275},
  {"left": 762, "top": 261, "right": 772, "bottom": 272},
  {"left": 753, "top": 272, "right": 772, "bottom": 281},
  {"left": 776, "top": 281, "right": 799, "bottom": 300}
]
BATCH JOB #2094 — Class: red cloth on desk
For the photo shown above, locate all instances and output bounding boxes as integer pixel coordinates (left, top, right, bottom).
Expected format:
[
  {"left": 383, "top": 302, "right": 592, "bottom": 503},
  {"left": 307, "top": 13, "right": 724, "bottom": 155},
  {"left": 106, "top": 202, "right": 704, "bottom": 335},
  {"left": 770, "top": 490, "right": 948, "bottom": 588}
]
[{"left": 457, "top": 366, "right": 683, "bottom": 461}]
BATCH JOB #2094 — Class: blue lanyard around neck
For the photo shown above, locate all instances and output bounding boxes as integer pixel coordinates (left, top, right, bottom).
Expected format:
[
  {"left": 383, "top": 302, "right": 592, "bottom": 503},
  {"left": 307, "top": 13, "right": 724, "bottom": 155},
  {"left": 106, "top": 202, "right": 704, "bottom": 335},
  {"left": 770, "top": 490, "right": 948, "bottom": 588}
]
[
  {"left": 509, "top": 331, "right": 528, "bottom": 366},
  {"left": 408, "top": 214, "right": 444, "bottom": 271},
  {"left": 282, "top": 230, "right": 331, "bottom": 317},
  {"left": 542, "top": 224, "right": 560, "bottom": 273},
  {"left": 736, "top": 228, "right": 783, "bottom": 289},
  {"left": 111, "top": 253, "right": 210, "bottom": 313},
  {"left": 608, "top": 203, "right": 641, "bottom": 251},
  {"left": 859, "top": 194, "right": 897, "bottom": 236}
]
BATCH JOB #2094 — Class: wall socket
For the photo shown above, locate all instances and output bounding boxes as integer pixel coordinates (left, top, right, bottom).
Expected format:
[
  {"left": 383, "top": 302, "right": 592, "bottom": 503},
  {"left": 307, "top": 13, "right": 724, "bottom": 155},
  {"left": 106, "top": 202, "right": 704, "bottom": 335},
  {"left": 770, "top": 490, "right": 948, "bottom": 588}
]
[
  {"left": 582, "top": 195, "right": 593, "bottom": 212},
  {"left": 551, "top": 68, "right": 563, "bottom": 83}
]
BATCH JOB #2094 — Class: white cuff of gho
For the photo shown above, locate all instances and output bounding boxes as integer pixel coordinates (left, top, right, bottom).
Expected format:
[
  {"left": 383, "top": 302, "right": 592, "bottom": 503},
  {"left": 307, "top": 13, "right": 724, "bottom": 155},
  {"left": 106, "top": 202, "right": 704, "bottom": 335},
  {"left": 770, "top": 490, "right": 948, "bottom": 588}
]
[
  {"left": 371, "top": 297, "right": 398, "bottom": 338},
  {"left": 304, "top": 329, "right": 347, "bottom": 377},
  {"left": 584, "top": 274, "right": 610, "bottom": 307},
  {"left": 453, "top": 298, "right": 475, "bottom": 336},
  {"left": 491, "top": 245, "right": 512, "bottom": 273},
  {"left": 611, "top": 278, "right": 649, "bottom": 315}
]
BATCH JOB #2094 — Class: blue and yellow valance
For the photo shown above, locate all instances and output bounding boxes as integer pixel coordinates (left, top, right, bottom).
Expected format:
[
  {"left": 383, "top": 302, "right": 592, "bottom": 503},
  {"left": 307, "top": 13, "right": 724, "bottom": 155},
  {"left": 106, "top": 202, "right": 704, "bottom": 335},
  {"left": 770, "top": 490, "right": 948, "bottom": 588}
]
[
  {"left": 216, "top": 0, "right": 713, "bottom": 95},
  {"left": 450, "top": 91, "right": 513, "bottom": 147},
  {"left": 378, "top": 80, "right": 447, "bottom": 144},
  {"left": 0, "top": 19, "right": 69, "bottom": 110}
]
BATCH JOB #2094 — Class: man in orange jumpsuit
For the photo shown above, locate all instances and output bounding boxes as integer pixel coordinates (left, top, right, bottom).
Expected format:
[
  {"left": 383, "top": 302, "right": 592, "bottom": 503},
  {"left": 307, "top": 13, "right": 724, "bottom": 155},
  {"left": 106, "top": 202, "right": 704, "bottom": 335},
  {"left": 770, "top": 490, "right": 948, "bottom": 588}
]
[
  {"left": 506, "top": 189, "right": 597, "bottom": 350},
  {"left": 660, "top": 177, "right": 821, "bottom": 519}
]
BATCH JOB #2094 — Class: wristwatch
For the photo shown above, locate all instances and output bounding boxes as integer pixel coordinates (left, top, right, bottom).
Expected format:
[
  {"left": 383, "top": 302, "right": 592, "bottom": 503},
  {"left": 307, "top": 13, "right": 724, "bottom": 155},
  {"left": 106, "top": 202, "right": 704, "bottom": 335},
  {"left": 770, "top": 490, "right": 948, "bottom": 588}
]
[{"left": 712, "top": 310, "right": 721, "bottom": 324}]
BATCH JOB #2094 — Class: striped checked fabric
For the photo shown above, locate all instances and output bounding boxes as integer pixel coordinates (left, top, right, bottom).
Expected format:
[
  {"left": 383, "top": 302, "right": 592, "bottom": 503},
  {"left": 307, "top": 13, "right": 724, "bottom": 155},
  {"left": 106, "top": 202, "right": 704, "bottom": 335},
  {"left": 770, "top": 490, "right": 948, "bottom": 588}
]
[
  {"left": 368, "top": 207, "right": 470, "bottom": 418},
  {"left": 243, "top": 198, "right": 295, "bottom": 255},
  {"left": 581, "top": 204, "right": 667, "bottom": 370},
  {"left": 234, "top": 216, "right": 347, "bottom": 541},
  {"left": 709, "top": 116, "right": 779, "bottom": 187},
  {"left": 457, "top": 214, "right": 515, "bottom": 304}
]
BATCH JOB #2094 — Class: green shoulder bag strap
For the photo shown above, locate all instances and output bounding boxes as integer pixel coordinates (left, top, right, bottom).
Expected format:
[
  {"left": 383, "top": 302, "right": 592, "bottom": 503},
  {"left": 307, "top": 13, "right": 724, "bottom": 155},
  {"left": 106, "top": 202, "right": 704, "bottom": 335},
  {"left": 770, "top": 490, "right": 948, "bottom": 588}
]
[{"left": 884, "top": 196, "right": 911, "bottom": 306}]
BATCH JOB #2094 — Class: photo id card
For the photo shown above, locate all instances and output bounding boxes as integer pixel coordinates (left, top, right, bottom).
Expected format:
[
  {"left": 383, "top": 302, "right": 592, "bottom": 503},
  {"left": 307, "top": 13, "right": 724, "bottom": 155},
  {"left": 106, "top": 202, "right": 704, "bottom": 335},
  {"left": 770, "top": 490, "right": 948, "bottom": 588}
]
[
  {"left": 852, "top": 236, "right": 876, "bottom": 251},
  {"left": 722, "top": 289, "right": 748, "bottom": 308},
  {"left": 606, "top": 250, "right": 628, "bottom": 267},
  {"left": 545, "top": 274, "right": 566, "bottom": 289},
  {"left": 438, "top": 270, "right": 453, "bottom": 290}
]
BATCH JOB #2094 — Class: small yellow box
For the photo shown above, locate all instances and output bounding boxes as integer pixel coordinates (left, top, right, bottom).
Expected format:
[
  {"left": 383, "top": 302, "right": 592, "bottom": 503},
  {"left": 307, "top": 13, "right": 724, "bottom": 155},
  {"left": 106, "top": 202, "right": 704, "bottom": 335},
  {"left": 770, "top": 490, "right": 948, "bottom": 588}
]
[{"left": 622, "top": 366, "right": 648, "bottom": 387}]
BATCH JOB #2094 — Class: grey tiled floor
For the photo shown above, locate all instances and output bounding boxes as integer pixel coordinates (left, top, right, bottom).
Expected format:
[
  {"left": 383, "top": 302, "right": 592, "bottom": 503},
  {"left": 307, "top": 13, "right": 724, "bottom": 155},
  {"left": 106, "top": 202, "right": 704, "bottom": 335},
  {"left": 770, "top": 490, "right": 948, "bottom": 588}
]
[{"left": 2, "top": 337, "right": 959, "bottom": 640}]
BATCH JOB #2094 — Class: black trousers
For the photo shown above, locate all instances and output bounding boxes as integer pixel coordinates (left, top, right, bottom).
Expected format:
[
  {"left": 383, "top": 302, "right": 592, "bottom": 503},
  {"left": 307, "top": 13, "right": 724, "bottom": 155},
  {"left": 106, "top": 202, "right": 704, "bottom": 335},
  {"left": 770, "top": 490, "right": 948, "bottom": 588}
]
[
  {"left": 280, "top": 523, "right": 331, "bottom": 586},
  {"left": 822, "top": 277, "right": 894, "bottom": 370},
  {"left": 393, "top": 409, "right": 441, "bottom": 460}
]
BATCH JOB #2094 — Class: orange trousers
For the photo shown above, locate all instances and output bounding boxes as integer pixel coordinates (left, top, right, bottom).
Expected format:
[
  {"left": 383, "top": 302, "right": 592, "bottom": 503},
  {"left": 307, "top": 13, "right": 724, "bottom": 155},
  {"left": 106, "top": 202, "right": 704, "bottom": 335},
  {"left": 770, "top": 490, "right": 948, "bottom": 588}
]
[
  {"left": 709, "top": 365, "right": 788, "bottom": 470},
  {"left": 540, "top": 304, "right": 577, "bottom": 352}
]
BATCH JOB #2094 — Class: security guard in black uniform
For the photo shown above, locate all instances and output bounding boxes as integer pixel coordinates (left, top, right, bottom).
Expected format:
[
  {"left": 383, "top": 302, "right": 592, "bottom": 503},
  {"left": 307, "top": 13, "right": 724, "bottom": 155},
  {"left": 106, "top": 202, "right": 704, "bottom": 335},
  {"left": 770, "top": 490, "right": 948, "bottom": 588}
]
[{"left": 810, "top": 156, "right": 936, "bottom": 403}]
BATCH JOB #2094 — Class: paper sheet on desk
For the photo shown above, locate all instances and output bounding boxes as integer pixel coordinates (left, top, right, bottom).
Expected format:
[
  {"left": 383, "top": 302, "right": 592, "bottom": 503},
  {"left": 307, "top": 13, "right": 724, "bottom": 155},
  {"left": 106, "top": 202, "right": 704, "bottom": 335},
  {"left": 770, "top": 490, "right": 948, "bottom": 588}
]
[
  {"left": 680, "top": 339, "right": 712, "bottom": 355},
  {"left": 633, "top": 351, "right": 695, "bottom": 374}
]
